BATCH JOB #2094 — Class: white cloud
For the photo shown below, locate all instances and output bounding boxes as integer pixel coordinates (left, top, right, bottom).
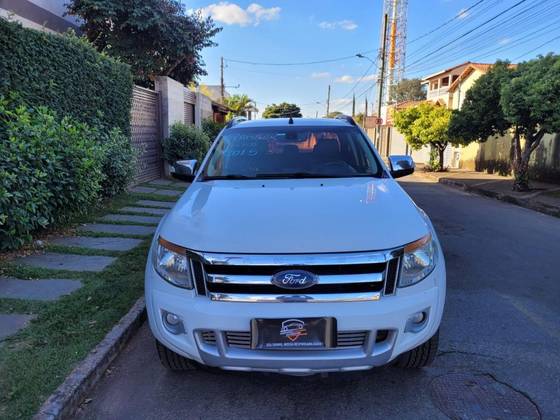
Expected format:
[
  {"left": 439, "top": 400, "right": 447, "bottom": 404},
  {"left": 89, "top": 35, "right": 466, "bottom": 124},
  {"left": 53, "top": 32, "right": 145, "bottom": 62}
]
[
  {"left": 311, "top": 72, "right": 331, "bottom": 79},
  {"left": 196, "top": 2, "right": 280, "bottom": 26},
  {"left": 335, "top": 75, "right": 354, "bottom": 83},
  {"left": 335, "top": 74, "right": 376, "bottom": 84},
  {"left": 498, "top": 37, "right": 511, "bottom": 45},
  {"left": 247, "top": 3, "right": 281, "bottom": 24},
  {"left": 457, "top": 8, "right": 469, "bottom": 19},
  {"left": 319, "top": 19, "right": 358, "bottom": 31}
]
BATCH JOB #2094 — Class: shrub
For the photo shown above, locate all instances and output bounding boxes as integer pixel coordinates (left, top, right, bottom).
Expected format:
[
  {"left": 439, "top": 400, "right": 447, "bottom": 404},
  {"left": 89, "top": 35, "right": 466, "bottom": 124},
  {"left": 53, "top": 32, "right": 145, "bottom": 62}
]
[
  {"left": 0, "top": 98, "right": 104, "bottom": 250},
  {"left": 202, "top": 118, "right": 225, "bottom": 140},
  {"left": 96, "top": 128, "right": 137, "bottom": 197},
  {"left": 162, "top": 123, "right": 210, "bottom": 163},
  {"left": 0, "top": 18, "right": 132, "bottom": 134}
]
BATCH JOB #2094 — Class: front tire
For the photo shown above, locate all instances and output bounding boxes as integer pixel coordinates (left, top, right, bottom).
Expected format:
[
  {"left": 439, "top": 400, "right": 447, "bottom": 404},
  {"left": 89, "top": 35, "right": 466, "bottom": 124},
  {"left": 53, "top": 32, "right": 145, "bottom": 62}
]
[
  {"left": 156, "top": 340, "right": 200, "bottom": 371},
  {"left": 395, "top": 330, "right": 439, "bottom": 369}
]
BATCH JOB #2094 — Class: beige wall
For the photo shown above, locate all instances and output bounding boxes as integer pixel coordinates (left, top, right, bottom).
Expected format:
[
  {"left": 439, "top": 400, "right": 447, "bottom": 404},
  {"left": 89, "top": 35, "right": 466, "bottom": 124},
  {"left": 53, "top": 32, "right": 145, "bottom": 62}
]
[
  {"left": 450, "top": 69, "right": 484, "bottom": 110},
  {"left": 459, "top": 133, "right": 560, "bottom": 182}
]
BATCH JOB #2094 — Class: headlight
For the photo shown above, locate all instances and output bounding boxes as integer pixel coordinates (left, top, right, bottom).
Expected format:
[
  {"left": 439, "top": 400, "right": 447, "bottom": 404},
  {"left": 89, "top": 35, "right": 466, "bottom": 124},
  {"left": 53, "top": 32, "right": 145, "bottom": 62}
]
[
  {"left": 399, "top": 234, "right": 436, "bottom": 287},
  {"left": 153, "top": 237, "right": 193, "bottom": 289}
]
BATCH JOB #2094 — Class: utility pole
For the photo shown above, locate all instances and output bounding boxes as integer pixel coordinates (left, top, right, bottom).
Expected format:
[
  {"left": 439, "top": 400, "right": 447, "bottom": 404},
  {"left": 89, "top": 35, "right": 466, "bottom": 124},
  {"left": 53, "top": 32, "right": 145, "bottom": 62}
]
[
  {"left": 364, "top": 97, "right": 368, "bottom": 128},
  {"left": 376, "top": 13, "right": 389, "bottom": 150},
  {"left": 220, "top": 57, "right": 225, "bottom": 103},
  {"left": 326, "top": 84, "right": 331, "bottom": 117},
  {"left": 352, "top": 93, "right": 356, "bottom": 117}
]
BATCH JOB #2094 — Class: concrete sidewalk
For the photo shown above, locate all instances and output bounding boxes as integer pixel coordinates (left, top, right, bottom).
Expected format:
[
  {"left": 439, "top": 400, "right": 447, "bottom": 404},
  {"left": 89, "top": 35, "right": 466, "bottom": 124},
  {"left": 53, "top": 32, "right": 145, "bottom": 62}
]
[{"left": 418, "top": 169, "right": 560, "bottom": 218}]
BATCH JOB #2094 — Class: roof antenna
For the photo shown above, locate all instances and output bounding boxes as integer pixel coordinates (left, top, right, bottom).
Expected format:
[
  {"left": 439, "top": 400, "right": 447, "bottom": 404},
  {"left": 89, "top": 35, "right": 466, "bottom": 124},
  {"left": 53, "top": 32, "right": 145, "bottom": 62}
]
[{"left": 288, "top": 117, "right": 294, "bottom": 125}]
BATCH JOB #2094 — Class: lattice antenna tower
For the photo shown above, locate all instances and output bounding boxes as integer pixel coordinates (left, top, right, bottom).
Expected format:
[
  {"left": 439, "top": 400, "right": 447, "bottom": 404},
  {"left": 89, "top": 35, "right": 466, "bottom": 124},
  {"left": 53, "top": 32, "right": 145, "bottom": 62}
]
[{"left": 376, "top": 0, "right": 409, "bottom": 109}]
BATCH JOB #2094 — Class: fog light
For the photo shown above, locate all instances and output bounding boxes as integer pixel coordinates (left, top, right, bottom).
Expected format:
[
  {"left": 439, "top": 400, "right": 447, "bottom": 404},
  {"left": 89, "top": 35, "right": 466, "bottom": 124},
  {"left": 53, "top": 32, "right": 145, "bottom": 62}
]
[
  {"left": 162, "top": 310, "right": 184, "bottom": 334},
  {"left": 410, "top": 312, "right": 426, "bottom": 324},
  {"left": 166, "top": 313, "right": 181, "bottom": 326},
  {"left": 405, "top": 309, "right": 429, "bottom": 333}
]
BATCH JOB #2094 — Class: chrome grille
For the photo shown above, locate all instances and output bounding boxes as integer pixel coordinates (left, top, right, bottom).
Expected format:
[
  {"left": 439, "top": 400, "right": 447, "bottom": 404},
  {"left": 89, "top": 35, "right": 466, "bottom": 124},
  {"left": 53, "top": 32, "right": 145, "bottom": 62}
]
[
  {"left": 336, "top": 331, "right": 368, "bottom": 348},
  {"left": 189, "top": 250, "right": 402, "bottom": 302},
  {"left": 224, "top": 330, "right": 369, "bottom": 349},
  {"left": 200, "top": 330, "right": 217, "bottom": 345},
  {"left": 226, "top": 331, "right": 251, "bottom": 349}
]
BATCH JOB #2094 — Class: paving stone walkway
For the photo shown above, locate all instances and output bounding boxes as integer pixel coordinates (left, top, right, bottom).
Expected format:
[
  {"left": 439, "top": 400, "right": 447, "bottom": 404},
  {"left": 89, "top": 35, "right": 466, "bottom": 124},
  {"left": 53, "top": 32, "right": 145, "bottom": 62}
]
[
  {"left": 135, "top": 200, "right": 175, "bottom": 209},
  {"left": 0, "top": 277, "right": 82, "bottom": 301},
  {"left": 51, "top": 236, "right": 143, "bottom": 251},
  {"left": 0, "top": 178, "right": 185, "bottom": 343}
]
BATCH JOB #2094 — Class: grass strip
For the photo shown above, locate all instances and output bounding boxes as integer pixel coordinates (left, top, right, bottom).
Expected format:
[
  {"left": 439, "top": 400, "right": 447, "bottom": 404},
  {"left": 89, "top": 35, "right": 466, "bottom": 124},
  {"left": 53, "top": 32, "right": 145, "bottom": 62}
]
[
  {"left": 0, "top": 299, "right": 48, "bottom": 315},
  {"left": 0, "top": 241, "right": 150, "bottom": 419},
  {"left": 91, "top": 219, "right": 159, "bottom": 227},
  {"left": 129, "top": 192, "right": 178, "bottom": 202},
  {"left": 45, "top": 244, "right": 124, "bottom": 258}
]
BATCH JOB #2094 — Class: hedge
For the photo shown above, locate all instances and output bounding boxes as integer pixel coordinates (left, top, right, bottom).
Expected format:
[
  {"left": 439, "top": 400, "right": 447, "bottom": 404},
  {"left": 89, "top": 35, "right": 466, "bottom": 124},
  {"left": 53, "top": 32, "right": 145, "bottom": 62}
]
[{"left": 0, "top": 18, "right": 133, "bottom": 134}]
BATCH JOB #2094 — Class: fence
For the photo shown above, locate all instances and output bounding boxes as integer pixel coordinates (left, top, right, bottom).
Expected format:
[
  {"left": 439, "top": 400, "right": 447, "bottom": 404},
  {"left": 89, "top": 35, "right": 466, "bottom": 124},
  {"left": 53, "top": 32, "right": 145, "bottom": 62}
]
[{"left": 130, "top": 85, "right": 162, "bottom": 183}]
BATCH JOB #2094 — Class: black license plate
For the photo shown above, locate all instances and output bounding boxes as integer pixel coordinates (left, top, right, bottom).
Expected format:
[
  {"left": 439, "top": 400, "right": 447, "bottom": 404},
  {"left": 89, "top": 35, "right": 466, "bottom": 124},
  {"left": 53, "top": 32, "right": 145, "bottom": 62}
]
[{"left": 251, "top": 317, "right": 336, "bottom": 350}]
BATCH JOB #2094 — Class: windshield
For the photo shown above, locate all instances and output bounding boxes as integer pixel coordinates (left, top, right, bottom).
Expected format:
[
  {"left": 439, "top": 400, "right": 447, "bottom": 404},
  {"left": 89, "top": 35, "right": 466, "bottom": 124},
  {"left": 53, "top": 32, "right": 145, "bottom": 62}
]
[{"left": 201, "top": 126, "right": 382, "bottom": 180}]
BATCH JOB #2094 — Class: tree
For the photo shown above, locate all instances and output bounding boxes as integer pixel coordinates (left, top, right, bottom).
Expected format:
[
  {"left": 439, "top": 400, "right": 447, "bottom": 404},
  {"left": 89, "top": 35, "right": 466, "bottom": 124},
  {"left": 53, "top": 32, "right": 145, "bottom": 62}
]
[
  {"left": 394, "top": 102, "right": 460, "bottom": 171},
  {"left": 353, "top": 112, "right": 365, "bottom": 126},
  {"left": 263, "top": 103, "right": 302, "bottom": 118},
  {"left": 224, "top": 94, "right": 254, "bottom": 119},
  {"left": 449, "top": 55, "right": 560, "bottom": 191},
  {"left": 67, "top": 0, "right": 221, "bottom": 87},
  {"left": 325, "top": 111, "right": 343, "bottom": 119},
  {"left": 390, "top": 79, "right": 426, "bottom": 103}
]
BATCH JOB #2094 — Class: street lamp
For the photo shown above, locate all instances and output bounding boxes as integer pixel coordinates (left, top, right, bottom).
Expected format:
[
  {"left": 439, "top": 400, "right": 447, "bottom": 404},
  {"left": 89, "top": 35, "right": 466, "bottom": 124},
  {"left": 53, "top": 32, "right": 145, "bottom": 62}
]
[{"left": 356, "top": 53, "right": 375, "bottom": 65}]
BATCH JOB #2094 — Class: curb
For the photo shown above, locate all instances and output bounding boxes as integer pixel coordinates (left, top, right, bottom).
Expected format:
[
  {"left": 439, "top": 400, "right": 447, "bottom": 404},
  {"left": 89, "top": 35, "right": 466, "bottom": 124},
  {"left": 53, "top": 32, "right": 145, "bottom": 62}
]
[
  {"left": 422, "top": 173, "right": 560, "bottom": 219},
  {"left": 34, "top": 297, "right": 146, "bottom": 420}
]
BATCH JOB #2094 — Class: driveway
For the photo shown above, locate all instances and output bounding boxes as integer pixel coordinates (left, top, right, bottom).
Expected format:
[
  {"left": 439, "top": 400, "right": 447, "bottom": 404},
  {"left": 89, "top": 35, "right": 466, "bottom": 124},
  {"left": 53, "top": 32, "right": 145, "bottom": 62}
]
[{"left": 77, "top": 174, "right": 560, "bottom": 419}]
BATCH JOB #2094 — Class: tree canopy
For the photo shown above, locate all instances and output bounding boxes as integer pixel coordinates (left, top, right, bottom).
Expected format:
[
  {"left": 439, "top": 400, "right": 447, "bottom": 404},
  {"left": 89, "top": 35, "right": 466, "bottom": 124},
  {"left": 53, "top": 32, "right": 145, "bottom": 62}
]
[
  {"left": 263, "top": 103, "right": 302, "bottom": 119},
  {"left": 390, "top": 79, "right": 427, "bottom": 103},
  {"left": 224, "top": 94, "right": 254, "bottom": 119},
  {"left": 67, "top": 0, "right": 221, "bottom": 87},
  {"left": 393, "top": 102, "right": 459, "bottom": 171},
  {"left": 325, "top": 111, "right": 343, "bottom": 119},
  {"left": 449, "top": 55, "right": 560, "bottom": 191}
]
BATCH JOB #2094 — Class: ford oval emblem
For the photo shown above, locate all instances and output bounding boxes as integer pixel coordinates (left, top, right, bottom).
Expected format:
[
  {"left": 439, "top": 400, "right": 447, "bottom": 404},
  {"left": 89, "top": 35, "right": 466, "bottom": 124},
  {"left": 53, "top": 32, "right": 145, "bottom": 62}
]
[{"left": 271, "top": 270, "right": 318, "bottom": 290}]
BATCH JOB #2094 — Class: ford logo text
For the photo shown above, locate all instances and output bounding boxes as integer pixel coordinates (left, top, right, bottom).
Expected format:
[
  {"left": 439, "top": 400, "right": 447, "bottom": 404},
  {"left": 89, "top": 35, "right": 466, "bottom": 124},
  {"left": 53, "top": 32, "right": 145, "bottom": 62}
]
[{"left": 271, "top": 270, "right": 318, "bottom": 290}]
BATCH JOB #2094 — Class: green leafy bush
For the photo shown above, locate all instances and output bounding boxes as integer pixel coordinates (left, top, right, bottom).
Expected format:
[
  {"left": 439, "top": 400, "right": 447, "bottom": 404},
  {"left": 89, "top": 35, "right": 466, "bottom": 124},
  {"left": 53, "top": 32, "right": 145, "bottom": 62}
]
[
  {"left": 0, "top": 98, "right": 104, "bottom": 250},
  {"left": 0, "top": 18, "right": 132, "bottom": 134},
  {"left": 162, "top": 123, "right": 210, "bottom": 163},
  {"left": 202, "top": 118, "right": 225, "bottom": 140},
  {"left": 96, "top": 128, "right": 137, "bottom": 197}
]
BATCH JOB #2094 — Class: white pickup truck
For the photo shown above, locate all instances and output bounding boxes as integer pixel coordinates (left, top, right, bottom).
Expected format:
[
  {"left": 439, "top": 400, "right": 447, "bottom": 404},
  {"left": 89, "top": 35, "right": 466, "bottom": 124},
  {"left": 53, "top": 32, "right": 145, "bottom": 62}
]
[{"left": 145, "top": 116, "right": 446, "bottom": 374}]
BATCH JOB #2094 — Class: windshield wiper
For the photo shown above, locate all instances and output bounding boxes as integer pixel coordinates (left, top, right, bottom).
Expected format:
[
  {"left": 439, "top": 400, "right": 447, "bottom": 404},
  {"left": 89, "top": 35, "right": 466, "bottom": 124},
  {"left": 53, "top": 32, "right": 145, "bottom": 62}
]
[{"left": 200, "top": 174, "right": 254, "bottom": 181}]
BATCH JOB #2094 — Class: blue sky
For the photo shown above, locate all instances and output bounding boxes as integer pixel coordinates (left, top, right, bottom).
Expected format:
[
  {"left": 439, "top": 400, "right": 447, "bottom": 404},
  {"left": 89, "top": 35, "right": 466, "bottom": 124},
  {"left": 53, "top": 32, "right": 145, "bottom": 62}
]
[{"left": 185, "top": 0, "right": 560, "bottom": 117}]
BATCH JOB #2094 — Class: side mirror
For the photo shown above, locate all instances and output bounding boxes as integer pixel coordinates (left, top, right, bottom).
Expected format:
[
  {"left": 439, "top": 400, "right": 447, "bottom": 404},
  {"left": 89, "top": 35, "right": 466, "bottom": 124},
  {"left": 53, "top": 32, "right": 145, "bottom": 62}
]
[
  {"left": 388, "top": 155, "right": 415, "bottom": 178},
  {"left": 171, "top": 159, "right": 197, "bottom": 182}
]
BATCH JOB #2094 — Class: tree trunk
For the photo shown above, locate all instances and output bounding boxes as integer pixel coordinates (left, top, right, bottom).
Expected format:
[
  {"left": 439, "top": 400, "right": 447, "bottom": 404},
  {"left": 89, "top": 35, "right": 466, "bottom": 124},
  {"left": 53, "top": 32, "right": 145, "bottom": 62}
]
[
  {"left": 511, "top": 129, "right": 545, "bottom": 192},
  {"left": 437, "top": 144, "right": 446, "bottom": 172}
]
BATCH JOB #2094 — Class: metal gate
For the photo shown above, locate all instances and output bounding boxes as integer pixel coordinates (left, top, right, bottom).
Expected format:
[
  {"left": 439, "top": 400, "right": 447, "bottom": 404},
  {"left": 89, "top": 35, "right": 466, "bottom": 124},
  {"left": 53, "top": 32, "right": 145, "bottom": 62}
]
[
  {"left": 184, "top": 89, "right": 196, "bottom": 125},
  {"left": 131, "top": 85, "right": 162, "bottom": 183}
]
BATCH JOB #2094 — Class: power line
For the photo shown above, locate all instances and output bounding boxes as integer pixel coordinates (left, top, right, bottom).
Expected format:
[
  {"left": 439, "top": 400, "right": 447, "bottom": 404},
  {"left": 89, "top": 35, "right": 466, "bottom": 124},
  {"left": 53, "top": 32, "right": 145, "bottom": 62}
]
[
  {"left": 404, "top": 0, "right": 560, "bottom": 76},
  {"left": 407, "top": 0, "right": 530, "bottom": 69},
  {"left": 224, "top": 50, "right": 375, "bottom": 66},
  {"left": 408, "top": 0, "right": 487, "bottom": 44},
  {"left": 514, "top": 34, "right": 560, "bottom": 60}
]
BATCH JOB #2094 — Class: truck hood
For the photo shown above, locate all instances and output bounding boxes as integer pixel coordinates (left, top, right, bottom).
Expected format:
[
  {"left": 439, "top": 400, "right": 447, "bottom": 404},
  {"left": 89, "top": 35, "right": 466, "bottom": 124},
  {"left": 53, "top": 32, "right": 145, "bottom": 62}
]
[{"left": 158, "top": 178, "right": 429, "bottom": 254}]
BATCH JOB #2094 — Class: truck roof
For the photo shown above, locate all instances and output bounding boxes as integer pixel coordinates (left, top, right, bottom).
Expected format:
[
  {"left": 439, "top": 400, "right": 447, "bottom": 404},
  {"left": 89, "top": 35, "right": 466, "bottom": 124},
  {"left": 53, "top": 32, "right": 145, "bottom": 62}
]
[{"left": 230, "top": 118, "right": 356, "bottom": 129}]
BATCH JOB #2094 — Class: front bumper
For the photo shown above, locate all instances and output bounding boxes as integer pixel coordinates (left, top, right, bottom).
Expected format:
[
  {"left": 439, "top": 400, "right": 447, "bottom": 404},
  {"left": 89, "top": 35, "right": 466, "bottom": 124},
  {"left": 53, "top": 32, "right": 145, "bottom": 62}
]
[{"left": 145, "top": 254, "right": 446, "bottom": 374}]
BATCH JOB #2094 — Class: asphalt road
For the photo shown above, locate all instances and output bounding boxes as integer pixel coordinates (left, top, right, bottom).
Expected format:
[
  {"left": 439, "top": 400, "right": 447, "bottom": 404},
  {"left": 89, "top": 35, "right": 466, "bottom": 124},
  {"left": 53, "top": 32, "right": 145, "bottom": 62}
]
[{"left": 77, "top": 175, "right": 560, "bottom": 419}]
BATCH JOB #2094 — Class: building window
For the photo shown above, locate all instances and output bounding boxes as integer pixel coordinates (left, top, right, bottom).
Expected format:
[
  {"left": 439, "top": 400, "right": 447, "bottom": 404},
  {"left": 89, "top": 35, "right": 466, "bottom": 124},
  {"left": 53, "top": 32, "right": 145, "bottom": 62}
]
[
  {"left": 430, "top": 80, "right": 439, "bottom": 90},
  {"left": 441, "top": 76, "right": 450, "bottom": 87},
  {"left": 452, "top": 75, "right": 459, "bottom": 83}
]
